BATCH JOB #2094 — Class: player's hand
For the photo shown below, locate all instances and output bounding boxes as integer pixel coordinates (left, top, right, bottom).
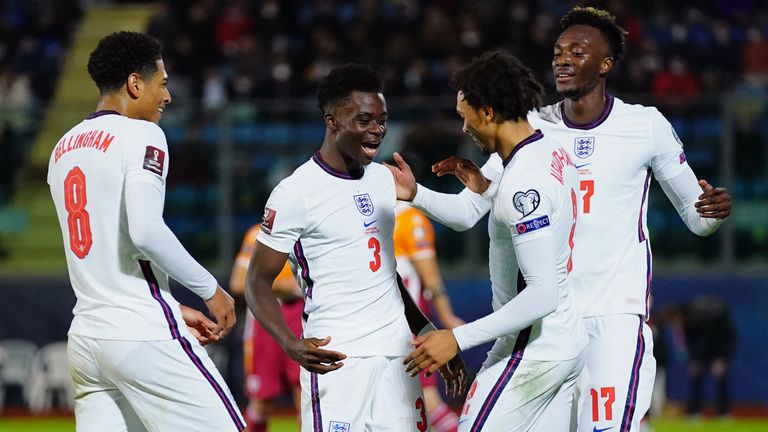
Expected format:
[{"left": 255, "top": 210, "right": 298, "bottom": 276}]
[
  {"left": 204, "top": 285, "right": 237, "bottom": 338},
  {"left": 180, "top": 304, "right": 220, "bottom": 345},
  {"left": 439, "top": 354, "right": 468, "bottom": 398},
  {"left": 383, "top": 152, "right": 417, "bottom": 201},
  {"left": 287, "top": 336, "right": 347, "bottom": 374},
  {"left": 404, "top": 329, "right": 459, "bottom": 377},
  {"left": 431, "top": 156, "right": 490, "bottom": 194},
  {"left": 695, "top": 180, "right": 731, "bottom": 219}
]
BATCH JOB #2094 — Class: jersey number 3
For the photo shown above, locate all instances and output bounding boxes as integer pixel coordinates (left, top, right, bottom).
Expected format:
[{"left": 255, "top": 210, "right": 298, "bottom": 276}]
[
  {"left": 368, "top": 237, "right": 381, "bottom": 272},
  {"left": 64, "top": 167, "right": 93, "bottom": 259}
]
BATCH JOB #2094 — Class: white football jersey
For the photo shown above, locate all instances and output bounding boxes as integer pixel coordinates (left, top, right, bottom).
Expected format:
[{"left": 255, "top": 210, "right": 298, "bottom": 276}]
[
  {"left": 48, "top": 111, "right": 190, "bottom": 341},
  {"left": 257, "top": 153, "right": 412, "bottom": 357},
  {"left": 527, "top": 95, "right": 689, "bottom": 318},
  {"left": 486, "top": 131, "right": 586, "bottom": 361}
]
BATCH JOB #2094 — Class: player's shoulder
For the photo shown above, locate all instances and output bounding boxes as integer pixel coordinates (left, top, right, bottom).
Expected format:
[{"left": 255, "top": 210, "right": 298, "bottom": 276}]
[
  {"left": 611, "top": 96, "right": 666, "bottom": 122},
  {"left": 528, "top": 103, "right": 563, "bottom": 126}
]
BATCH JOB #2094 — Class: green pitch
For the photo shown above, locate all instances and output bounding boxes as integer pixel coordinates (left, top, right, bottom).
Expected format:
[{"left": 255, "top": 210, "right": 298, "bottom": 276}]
[{"left": 1, "top": 417, "right": 767, "bottom": 431}]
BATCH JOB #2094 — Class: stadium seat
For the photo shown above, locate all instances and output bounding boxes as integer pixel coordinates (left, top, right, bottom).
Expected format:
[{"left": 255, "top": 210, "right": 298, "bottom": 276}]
[
  {"left": 0, "top": 339, "right": 38, "bottom": 411},
  {"left": 27, "top": 341, "right": 73, "bottom": 414}
]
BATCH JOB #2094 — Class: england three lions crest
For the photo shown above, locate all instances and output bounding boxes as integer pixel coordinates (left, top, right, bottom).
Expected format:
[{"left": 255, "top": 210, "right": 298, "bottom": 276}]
[
  {"left": 574, "top": 137, "right": 595, "bottom": 159},
  {"left": 354, "top": 193, "right": 374, "bottom": 216}
]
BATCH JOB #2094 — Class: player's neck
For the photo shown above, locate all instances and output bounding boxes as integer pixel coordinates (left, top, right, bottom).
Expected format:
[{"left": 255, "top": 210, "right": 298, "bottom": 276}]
[
  {"left": 562, "top": 87, "right": 607, "bottom": 125},
  {"left": 95, "top": 94, "right": 129, "bottom": 118},
  {"left": 496, "top": 121, "right": 536, "bottom": 162}
]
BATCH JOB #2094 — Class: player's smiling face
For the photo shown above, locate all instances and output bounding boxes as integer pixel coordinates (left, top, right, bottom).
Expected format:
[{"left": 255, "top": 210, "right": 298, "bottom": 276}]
[
  {"left": 456, "top": 91, "right": 494, "bottom": 154},
  {"left": 137, "top": 59, "right": 172, "bottom": 124},
  {"left": 331, "top": 90, "right": 388, "bottom": 169},
  {"left": 552, "top": 25, "right": 612, "bottom": 100}
]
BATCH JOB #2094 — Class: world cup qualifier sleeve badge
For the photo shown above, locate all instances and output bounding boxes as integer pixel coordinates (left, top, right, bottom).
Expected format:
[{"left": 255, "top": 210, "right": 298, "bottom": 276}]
[{"left": 353, "top": 193, "right": 374, "bottom": 216}]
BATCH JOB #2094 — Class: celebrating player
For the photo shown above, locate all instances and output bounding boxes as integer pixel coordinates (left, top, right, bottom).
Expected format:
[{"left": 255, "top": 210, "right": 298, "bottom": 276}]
[
  {"left": 230, "top": 224, "right": 303, "bottom": 432},
  {"left": 47, "top": 32, "right": 244, "bottom": 431},
  {"left": 245, "top": 63, "right": 466, "bottom": 431},
  {"left": 399, "top": 51, "right": 588, "bottom": 431},
  {"left": 394, "top": 202, "right": 463, "bottom": 431},
  {"left": 389, "top": 7, "right": 732, "bottom": 432}
]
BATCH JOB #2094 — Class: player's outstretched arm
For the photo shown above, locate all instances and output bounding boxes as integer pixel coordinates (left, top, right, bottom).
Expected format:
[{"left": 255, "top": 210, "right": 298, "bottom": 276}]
[
  {"left": 246, "top": 241, "right": 346, "bottom": 374},
  {"left": 658, "top": 167, "right": 731, "bottom": 236},
  {"left": 389, "top": 152, "right": 498, "bottom": 231}
]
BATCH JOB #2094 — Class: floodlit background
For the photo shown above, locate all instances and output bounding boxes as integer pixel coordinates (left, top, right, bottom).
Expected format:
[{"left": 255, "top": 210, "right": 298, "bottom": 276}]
[{"left": 0, "top": 0, "right": 766, "bottom": 430}]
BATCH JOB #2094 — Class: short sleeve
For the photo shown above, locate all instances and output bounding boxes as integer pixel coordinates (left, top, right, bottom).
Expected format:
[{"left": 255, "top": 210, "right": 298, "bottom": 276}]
[
  {"left": 498, "top": 176, "right": 555, "bottom": 246},
  {"left": 124, "top": 122, "right": 169, "bottom": 191},
  {"left": 650, "top": 110, "right": 689, "bottom": 182},
  {"left": 256, "top": 180, "right": 306, "bottom": 254}
]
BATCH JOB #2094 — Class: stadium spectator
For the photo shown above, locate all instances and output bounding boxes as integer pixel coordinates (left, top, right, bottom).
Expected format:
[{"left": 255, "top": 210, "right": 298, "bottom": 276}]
[{"left": 684, "top": 295, "right": 737, "bottom": 418}]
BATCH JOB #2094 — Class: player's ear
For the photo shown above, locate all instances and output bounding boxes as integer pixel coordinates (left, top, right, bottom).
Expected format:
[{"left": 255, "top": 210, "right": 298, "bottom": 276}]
[
  {"left": 600, "top": 57, "right": 614, "bottom": 76},
  {"left": 126, "top": 72, "right": 142, "bottom": 99},
  {"left": 324, "top": 113, "right": 337, "bottom": 130},
  {"left": 483, "top": 106, "right": 495, "bottom": 123}
]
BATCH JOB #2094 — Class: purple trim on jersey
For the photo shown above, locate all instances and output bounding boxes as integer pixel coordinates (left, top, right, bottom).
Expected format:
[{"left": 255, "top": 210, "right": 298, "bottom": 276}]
[
  {"left": 560, "top": 94, "right": 614, "bottom": 130},
  {"left": 644, "top": 239, "right": 653, "bottom": 319},
  {"left": 637, "top": 170, "right": 652, "bottom": 242},
  {"left": 85, "top": 109, "right": 121, "bottom": 120},
  {"left": 502, "top": 129, "right": 544, "bottom": 167},
  {"left": 138, "top": 260, "right": 181, "bottom": 339},
  {"left": 177, "top": 336, "right": 245, "bottom": 431},
  {"left": 312, "top": 152, "right": 364, "bottom": 180},
  {"left": 619, "top": 318, "right": 646, "bottom": 432},
  {"left": 310, "top": 372, "right": 323, "bottom": 431},
  {"left": 293, "top": 240, "right": 315, "bottom": 298},
  {"left": 471, "top": 270, "right": 531, "bottom": 431}
]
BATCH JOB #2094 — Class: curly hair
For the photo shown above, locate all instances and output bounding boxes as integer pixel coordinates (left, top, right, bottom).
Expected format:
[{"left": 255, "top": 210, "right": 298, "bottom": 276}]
[
  {"left": 317, "top": 63, "right": 382, "bottom": 114},
  {"left": 87, "top": 31, "right": 162, "bottom": 94},
  {"left": 450, "top": 51, "right": 543, "bottom": 122},
  {"left": 560, "top": 7, "right": 628, "bottom": 62}
]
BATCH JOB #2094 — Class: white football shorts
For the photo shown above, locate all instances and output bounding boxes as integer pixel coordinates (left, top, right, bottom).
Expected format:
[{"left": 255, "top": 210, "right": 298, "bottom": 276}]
[
  {"left": 300, "top": 356, "right": 426, "bottom": 432},
  {"left": 458, "top": 351, "right": 584, "bottom": 431},
  {"left": 68, "top": 334, "right": 245, "bottom": 431},
  {"left": 572, "top": 314, "right": 656, "bottom": 432}
]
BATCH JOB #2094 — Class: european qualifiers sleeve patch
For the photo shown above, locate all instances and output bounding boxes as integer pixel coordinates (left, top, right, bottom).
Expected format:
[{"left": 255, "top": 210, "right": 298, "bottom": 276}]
[
  {"left": 143, "top": 146, "right": 165, "bottom": 176},
  {"left": 516, "top": 215, "right": 550, "bottom": 235},
  {"left": 513, "top": 189, "right": 540, "bottom": 217}
]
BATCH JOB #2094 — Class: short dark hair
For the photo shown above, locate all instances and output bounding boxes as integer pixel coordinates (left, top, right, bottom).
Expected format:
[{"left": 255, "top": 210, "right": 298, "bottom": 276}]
[
  {"left": 87, "top": 31, "right": 162, "bottom": 94},
  {"left": 560, "top": 7, "right": 627, "bottom": 62},
  {"left": 317, "top": 63, "right": 382, "bottom": 114},
  {"left": 451, "top": 51, "right": 543, "bottom": 122}
]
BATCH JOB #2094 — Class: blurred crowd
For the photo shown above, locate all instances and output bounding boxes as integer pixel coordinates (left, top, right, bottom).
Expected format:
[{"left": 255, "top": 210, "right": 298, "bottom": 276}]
[
  {"left": 146, "top": 0, "right": 768, "bottom": 106},
  {"left": 0, "top": 0, "right": 81, "bottom": 204}
]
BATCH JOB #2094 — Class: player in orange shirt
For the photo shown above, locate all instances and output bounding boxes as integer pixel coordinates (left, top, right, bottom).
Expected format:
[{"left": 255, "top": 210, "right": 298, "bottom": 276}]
[
  {"left": 394, "top": 202, "right": 463, "bottom": 432},
  {"left": 230, "top": 224, "right": 303, "bottom": 432}
]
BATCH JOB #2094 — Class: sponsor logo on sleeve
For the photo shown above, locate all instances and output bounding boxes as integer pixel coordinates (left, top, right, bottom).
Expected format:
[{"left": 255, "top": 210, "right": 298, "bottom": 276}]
[
  {"left": 354, "top": 193, "right": 374, "bottom": 216},
  {"left": 574, "top": 136, "right": 595, "bottom": 159},
  {"left": 679, "top": 151, "right": 687, "bottom": 164},
  {"left": 516, "top": 215, "right": 551, "bottom": 235},
  {"left": 513, "top": 189, "right": 540, "bottom": 217},
  {"left": 143, "top": 146, "right": 165, "bottom": 175},
  {"left": 329, "top": 421, "right": 350, "bottom": 432},
  {"left": 262, "top": 208, "right": 276, "bottom": 234}
]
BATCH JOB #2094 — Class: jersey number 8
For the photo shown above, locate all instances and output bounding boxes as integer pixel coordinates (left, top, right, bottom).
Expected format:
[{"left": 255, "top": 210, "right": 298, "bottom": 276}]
[{"left": 63, "top": 167, "right": 93, "bottom": 259}]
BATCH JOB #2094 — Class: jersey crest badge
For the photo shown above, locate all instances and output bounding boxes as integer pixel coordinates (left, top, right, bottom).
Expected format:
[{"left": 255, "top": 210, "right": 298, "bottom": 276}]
[
  {"left": 143, "top": 146, "right": 165, "bottom": 175},
  {"left": 329, "top": 421, "right": 350, "bottom": 432},
  {"left": 262, "top": 207, "right": 276, "bottom": 234},
  {"left": 574, "top": 137, "right": 595, "bottom": 159},
  {"left": 513, "top": 189, "right": 540, "bottom": 217},
  {"left": 354, "top": 193, "right": 374, "bottom": 216}
]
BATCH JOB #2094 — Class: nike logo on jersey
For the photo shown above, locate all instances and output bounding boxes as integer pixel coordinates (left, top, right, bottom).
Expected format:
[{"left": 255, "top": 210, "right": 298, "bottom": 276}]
[
  {"left": 575, "top": 163, "right": 591, "bottom": 169},
  {"left": 593, "top": 427, "right": 613, "bottom": 432},
  {"left": 363, "top": 219, "right": 377, "bottom": 227}
]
